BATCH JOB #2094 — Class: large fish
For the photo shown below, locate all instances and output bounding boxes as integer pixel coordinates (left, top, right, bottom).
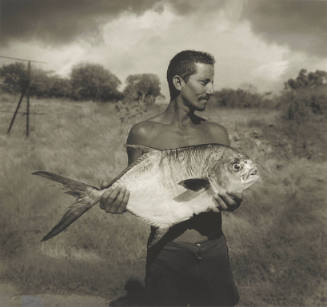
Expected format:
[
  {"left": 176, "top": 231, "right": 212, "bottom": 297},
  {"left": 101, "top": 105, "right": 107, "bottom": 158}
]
[{"left": 33, "top": 143, "right": 260, "bottom": 243}]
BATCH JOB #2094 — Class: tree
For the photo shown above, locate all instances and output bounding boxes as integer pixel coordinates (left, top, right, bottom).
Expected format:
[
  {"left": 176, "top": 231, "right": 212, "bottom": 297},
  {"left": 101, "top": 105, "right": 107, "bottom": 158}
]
[
  {"left": 211, "top": 88, "right": 270, "bottom": 108},
  {"left": 0, "top": 62, "right": 72, "bottom": 99},
  {"left": 0, "top": 62, "right": 28, "bottom": 93},
  {"left": 48, "top": 77, "right": 72, "bottom": 98},
  {"left": 285, "top": 69, "right": 327, "bottom": 90},
  {"left": 28, "top": 68, "right": 53, "bottom": 97},
  {"left": 123, "top": 73, "right": 161, "bottom": 105},
  {"left": 71, "top": 63, "right": 122, "bottom": 101},
  {"left": 281, "top": 69, "right": 327, "bottom": 120}
]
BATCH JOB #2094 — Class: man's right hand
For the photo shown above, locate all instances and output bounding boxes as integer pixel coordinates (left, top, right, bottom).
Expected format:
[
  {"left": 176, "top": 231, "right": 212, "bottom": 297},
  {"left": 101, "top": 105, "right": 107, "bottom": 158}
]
[{"left": 99, "top": 186, "right": 130, "bottom": 214}]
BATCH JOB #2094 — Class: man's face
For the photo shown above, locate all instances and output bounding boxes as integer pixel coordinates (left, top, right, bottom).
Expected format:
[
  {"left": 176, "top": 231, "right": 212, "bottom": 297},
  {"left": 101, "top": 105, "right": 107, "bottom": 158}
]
[{"left": 180, "top": 63, "right": 214, "bottom": 111}]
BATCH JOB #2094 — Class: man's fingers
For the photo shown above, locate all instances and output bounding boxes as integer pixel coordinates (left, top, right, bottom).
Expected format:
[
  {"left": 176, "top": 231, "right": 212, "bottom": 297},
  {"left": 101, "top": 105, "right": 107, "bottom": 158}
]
[
  {"left": 120, "top": 190, "right": 130, "bottom": 212},
  {"left": 219, "top": 193, "right": 236, "bottom": 207},
  {"left": 102, "top": 188, "right": 119, "bottom": 202},
  {"left": 213, "top": 195, "right": 228, "bottom": 210},
  {"left": 227, "top": 192, "right": 242, "bottom": 204},
  {"left": 219, "top": 192, "right": 242, "bottom": 211},
  {"left": 100, "top": 188, "right": 119, "bottom": 211},
  {"left": 112, "top": 190, "right": 126, "bottom": 213}
]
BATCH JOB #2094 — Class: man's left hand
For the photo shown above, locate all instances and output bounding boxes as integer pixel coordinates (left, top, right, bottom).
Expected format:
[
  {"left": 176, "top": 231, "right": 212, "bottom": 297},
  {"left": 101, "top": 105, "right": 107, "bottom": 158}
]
[{"left": 213, "top": 192, "right": 242, "bottom": 212}]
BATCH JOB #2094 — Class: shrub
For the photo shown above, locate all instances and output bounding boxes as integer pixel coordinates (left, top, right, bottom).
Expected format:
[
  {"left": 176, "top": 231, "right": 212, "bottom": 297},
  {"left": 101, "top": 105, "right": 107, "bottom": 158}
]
[
  {"left": 284, "top": 69, "right": 327, "bottom": 90},
  {"left": 278, "top": 86, "right": 327, "bottom": 121},
  {"left": 0, "top": 62, "right": 73, "bottom": 99},
  {"left": 71, "top": 63, "right": 122, "bottom": 102},
  {"left": 123, "top": 74, "right": 161, "bottom": 106},
  {"left": 0, "top": 62, "right": 28, "bottom": 94},
  {"left": 48, "top": 77, "right": 72, "bottom": 98},
  {"left": 210, "top": 88, "right": 273, "bottom": 108}
]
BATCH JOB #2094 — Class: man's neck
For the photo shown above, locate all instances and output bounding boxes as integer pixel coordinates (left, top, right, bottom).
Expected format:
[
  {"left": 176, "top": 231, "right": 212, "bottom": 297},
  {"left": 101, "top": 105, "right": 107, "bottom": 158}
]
[{"left": 163, "top": 98, "right": 198, "bottom": 128}]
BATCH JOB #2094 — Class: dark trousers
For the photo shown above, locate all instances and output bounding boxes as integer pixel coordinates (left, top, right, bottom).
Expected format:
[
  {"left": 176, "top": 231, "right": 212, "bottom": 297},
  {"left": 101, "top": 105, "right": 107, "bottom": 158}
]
[{"left": 145, "top": 235, "right": 239, "bottom": 306}]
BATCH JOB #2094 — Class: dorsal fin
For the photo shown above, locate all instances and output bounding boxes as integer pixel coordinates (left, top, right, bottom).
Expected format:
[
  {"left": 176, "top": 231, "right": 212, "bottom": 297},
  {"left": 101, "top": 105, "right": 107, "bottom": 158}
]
[{"left": 125, "top": 144, "right": 160, "bottom": 153}]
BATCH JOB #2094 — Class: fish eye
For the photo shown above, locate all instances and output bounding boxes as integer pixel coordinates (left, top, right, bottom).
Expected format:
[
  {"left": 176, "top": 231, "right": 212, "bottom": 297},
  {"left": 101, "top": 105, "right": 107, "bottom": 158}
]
[{"left": 232, "top": 162, "right": 242, "bottom": 172}]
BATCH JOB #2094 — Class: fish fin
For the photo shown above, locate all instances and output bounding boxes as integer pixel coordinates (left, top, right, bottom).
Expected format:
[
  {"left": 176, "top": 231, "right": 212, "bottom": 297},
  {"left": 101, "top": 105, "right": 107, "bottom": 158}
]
[
  {"left": 178, "top": 178, "right": 210, "bottom": 192},
  {"left": 173, "top": 189, "right": 207, "bottom": 202},
  {"left": 33, "top": 171, "right": 100, "bottom": 241},
  {"left": 41, "top": 201, "right": 96, "bottom": 241},
  {"left": 148, "top": 228, "right": 169, "bottom": 248},
  {"left": 33, "top": 171, "right": 99, "bottom": 197},
  {"left": 125, "top": 144, "right": 160, "bottom": 153}
]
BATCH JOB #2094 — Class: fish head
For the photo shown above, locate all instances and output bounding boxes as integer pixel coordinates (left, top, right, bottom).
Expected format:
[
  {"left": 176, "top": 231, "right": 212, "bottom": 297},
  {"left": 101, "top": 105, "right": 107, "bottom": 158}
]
[{"left": 208, "top": 147, "right": 260, "bottom": 195}]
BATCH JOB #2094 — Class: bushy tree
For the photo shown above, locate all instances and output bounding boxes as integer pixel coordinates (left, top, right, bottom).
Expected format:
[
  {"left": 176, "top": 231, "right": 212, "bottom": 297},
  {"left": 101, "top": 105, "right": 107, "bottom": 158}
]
[
  {"left": 29, "top": 71, "right": 72, "bottom": 98},
  {"left": 28, "top": 69, "right": 53, "bottom": 97},
  {"left": 285, "top": 69, "right": 327, "bottom": 90},
  {"left": 211, "top": 88, "right": 271, "bottom": 108},
  {"left": 279, "top": 87, "right": 327, "bottom": 121},
  {"left": 0, "top": 62, "right": 28, "bottom": 93},
  {"left": 48, "top": 77, "right": 72, "bottom": 98},
  {"left": 71, "top": 63, "right": 122, "bottom": 101},
  {"left": 0, "top": 62, "right": 72, "bottom": 99},
  {"left": 123, "top": 73, "right": 161, "bottom": 105},
  {"left": 280, "top": 69, "right": 327, "bottom": 121}
]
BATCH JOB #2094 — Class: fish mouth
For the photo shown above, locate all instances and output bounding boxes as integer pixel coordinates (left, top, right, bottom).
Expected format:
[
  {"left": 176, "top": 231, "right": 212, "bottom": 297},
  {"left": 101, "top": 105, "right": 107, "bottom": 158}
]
[{"left": 241, "top": 168, "right": 259, "bottom": 183}]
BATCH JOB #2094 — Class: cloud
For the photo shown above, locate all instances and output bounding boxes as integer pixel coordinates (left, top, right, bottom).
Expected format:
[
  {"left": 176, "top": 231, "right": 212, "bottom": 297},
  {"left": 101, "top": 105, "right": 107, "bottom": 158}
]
[
  {"left": 243, "top": 0, "right": 327, "bottom": 57},
  {"left": 1, "top": 0, "right": 327, "bottom": 96},
  {"left": 165, "top": 0, "right": 227, "bottom": 16},
  {"left": 0, "top": 0, "right": 159, "bottom": 45},
  {"left": 1, "top": 0, "right": 326, "bottom": 60},
  {"left": 0, "top": 0, "right": 230, "bottom": 46}
]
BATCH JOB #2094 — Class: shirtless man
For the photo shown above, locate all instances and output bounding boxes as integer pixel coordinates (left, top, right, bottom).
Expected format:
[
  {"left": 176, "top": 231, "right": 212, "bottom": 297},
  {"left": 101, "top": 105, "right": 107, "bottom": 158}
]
[{"left": 101, "top": 50, "right": 241, "bottom": 306}]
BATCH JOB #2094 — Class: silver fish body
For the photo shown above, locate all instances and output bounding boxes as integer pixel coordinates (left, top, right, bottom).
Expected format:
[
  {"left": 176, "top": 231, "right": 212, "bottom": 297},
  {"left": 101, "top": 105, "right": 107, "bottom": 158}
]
[{"left": 34, "top": 143, "right": 260, "bottom": 241}]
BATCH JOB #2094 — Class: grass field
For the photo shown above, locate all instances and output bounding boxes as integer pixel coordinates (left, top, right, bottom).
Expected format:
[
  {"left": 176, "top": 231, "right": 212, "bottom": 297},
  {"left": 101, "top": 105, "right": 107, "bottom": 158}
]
[{"left": 0, "top": 93, "right": 326, "bottom": 306}]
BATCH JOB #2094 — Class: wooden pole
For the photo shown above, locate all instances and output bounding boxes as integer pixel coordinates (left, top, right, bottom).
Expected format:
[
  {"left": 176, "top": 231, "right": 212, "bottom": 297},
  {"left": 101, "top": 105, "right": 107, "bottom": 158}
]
[
  {"left": 7, "top": 86, "right": 27, "bottom": 134},
  {"left": 26, "top": 61, "right": 31, "bottom": 137},
  {"left": 1, "top": 55, "right": 46, "bottom": 136}
]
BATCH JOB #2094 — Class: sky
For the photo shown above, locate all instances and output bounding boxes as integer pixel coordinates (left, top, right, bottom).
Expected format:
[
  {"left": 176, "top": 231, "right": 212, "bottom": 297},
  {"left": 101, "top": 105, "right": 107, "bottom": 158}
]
[{"left": 1, "top": 0, "right": 327, "bottom": 97}]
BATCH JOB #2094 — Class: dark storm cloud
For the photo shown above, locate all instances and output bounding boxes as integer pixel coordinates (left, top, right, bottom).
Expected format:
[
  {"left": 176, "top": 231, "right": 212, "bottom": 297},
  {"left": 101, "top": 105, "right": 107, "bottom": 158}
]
[
  {"left": 0, "top": 0, "right": 229, "bottom": 46},
  {"left": 166, "top": 0, "right": 227, "bottom": 16},
  {"left": 243, "top": 0, "right": 327, "bottom": 57},
  {"left": 0, "top": 0, "right": 160, "bottom": 45}
]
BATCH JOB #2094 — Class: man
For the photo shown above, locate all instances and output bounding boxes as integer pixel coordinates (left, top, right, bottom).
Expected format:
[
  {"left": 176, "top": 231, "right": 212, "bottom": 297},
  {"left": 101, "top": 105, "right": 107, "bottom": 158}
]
[{"left": 100, "top": 50, "right": 241, "bottom": 306}]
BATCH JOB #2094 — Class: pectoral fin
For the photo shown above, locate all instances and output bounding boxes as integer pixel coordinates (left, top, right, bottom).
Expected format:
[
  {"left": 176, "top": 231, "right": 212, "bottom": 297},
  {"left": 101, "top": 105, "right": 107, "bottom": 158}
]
[
  {"left": 178, "top": 178, "right": 210, "bottom": 191},
  {"left": 174, "top": 178, "right": 210, "bottom": 202}
]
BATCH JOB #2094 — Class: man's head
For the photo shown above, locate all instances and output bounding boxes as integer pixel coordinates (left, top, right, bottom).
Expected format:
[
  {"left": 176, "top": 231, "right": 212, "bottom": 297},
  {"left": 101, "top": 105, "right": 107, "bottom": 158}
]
[{"left": 167, "top": 50, "right": 215, "bottom": 102}]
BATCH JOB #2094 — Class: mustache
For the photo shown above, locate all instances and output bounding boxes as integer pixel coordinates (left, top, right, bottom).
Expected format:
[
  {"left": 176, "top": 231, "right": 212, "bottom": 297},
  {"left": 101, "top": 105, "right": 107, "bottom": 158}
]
[{"left": 199, "top": 94, "right": 211, "bottom": 100}]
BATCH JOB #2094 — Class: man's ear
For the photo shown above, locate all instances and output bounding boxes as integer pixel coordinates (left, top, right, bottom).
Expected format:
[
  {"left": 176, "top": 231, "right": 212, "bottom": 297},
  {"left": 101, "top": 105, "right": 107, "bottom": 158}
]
[{"left": 172, "top": 75, "right": 185, "bottom": 91}]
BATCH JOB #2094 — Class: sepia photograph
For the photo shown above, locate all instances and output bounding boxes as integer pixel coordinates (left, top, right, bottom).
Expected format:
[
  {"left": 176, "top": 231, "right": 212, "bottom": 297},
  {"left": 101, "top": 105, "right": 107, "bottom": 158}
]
[{"left": 0, "top": 0, "right": 326, "bottom": 306}]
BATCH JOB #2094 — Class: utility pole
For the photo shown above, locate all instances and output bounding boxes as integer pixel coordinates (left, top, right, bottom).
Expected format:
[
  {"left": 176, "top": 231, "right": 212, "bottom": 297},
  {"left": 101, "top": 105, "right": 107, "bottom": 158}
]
[{"left": 0, "top": 55, "right": 45, "bottom": 137}]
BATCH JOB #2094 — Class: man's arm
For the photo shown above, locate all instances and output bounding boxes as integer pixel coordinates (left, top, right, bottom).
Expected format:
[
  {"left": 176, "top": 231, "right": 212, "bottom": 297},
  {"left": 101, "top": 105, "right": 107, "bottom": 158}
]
[
  {"left": 99, "top": 122, "right": 151, "bottom": 214},
  {"left": 207, "top": 122, "right": 243, "bottom": 212}
]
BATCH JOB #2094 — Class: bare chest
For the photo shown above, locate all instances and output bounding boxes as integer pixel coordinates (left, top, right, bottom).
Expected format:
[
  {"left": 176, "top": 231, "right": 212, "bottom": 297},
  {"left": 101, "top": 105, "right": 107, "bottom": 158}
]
[{"left": 148, "top": 126, "right": 215, "bottom": 149}]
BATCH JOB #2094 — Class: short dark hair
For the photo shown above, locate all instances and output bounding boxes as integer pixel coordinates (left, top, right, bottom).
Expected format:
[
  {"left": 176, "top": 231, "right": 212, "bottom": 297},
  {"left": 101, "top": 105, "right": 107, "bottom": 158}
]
[{"left": 167, "top": 50, "right": 215, "bottom": 99}]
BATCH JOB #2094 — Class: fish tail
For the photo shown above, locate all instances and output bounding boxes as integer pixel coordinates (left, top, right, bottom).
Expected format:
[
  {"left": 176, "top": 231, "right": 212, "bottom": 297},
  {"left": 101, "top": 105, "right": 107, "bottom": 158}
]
[
  {"left": 33, "top": 171, "right": 101, "bottom": 241},
  {"left": 41, "top": 200, "right": 96, "bottom": 241},
  {"left": 33, "top": 171, "right": 99, "bottom": 198}
]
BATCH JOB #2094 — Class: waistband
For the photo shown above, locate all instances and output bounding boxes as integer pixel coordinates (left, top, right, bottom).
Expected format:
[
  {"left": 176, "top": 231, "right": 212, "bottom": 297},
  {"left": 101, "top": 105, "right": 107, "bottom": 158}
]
[{"left": 168, "top": 233, "right": 225, "bottom": 249}]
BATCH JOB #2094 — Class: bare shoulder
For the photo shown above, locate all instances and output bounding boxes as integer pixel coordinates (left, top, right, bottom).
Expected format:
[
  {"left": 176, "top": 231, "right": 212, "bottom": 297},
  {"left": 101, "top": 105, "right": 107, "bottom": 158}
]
[
  {"left": 126, "top": 116, "right": 164, "bottom": 164},
  {"left": 127, "top": 115, "right": 163, "bottom": 146},
  {"left": 202, "top": 120, "right": 230, "bottom": 146}
]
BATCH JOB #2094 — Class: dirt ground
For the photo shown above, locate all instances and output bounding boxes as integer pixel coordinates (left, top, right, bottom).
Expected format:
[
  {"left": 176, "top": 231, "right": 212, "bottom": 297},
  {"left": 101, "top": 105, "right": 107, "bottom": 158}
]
[{"left": 0, "top": 283, "right": 108, "bottom": 307}]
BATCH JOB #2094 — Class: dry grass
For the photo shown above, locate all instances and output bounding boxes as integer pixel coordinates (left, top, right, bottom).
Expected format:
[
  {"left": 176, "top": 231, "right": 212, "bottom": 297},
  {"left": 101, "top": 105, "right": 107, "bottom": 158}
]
[{"left": 0, "top": 94, "right": 326, "bottom": 305}]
